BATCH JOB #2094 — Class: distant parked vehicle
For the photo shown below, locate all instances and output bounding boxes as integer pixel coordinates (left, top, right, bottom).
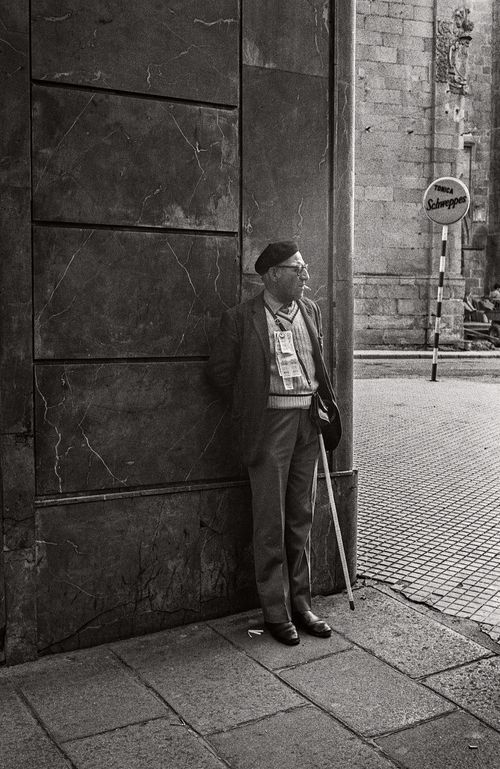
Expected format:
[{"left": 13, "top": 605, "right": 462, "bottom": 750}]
[{"left": 463, "top": 294, "right": 500, "bottom": 346}]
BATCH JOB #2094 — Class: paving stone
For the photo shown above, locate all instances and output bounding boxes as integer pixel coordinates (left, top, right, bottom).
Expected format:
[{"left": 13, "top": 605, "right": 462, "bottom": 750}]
[
  {"left": 280, "top": 648, "right": 454, "bottom": 736},
  {"left": 9, "top": 648, "right": 170, "bottom": 741},
  {"left": 209, "top": 705, "right": 397, "bottom": 769},
  {"left": 0, "top": 682, "right": 71, "bottom": 769},
  {"left": 423, "top": 656, "right": 500, "bottom": 731},
  {"left": 376, "top": 710, "right": 500, "bottom": 769},
  {"left": 314, "top": 588, "right": 491, "bottom": 677},
  {"left": 354, "top": 378, "right": 500, "bottom": 629},
  {"left": 209, "top": 608, "right": 352, "bottom": 670},
  {"left": 112, "top": 623, "right": 303, "bottom": 734},
  {"left": 64, "top": 719, "right": 226, "bottom": 769}
]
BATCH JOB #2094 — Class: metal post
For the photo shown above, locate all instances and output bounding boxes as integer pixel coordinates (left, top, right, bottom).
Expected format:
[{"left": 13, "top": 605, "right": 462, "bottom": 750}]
[{"left": 431, "top": 224, "right": 448, "bottom": 382}]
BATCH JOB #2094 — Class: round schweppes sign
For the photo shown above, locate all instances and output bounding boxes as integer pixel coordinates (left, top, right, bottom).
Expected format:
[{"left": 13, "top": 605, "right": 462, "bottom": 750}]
[{"left": 423, "top": 177, "right": 470, "bottom": 224}]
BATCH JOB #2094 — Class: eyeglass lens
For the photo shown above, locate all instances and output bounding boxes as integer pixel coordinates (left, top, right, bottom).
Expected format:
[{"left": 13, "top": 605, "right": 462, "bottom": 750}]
[{"left": 280, "top": 264, "right": 308, "bottom": 275}]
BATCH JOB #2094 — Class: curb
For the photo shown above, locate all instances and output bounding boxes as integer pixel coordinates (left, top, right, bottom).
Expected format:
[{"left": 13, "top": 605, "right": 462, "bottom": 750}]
[{"left": 354, "top": 350, "right": 500, "bottom": 359}]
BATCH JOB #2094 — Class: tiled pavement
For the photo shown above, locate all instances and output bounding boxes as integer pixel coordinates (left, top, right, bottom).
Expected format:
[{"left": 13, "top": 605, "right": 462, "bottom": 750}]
[{"left": 354, "top": 377, "right": 500, "bottom": 644}]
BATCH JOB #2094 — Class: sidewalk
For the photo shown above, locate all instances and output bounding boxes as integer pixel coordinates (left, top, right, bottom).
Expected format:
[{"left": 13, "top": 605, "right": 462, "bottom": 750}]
[
  {"left": 355, "top": 349, "right": 500, "bottom": 358},
  {"left": 2, "top": 363, "right": 499, "bottom": 768},
  {"left": 354, "top": 376, "right": 500, "bottom": 644},
  {"left": 1, "top": 583, "right": 500, "bottom": 768}
]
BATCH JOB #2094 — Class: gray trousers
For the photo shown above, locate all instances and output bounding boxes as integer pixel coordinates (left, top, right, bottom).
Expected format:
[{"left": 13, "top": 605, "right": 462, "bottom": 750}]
[{"left": 247, "top": 408, "right": 319, "bottom": 623}]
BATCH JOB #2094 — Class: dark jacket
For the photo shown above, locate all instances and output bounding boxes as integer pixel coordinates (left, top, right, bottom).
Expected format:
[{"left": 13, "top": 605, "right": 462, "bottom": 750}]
[{"left": 207, "top": 291, "right": 341, "bottom": 465}]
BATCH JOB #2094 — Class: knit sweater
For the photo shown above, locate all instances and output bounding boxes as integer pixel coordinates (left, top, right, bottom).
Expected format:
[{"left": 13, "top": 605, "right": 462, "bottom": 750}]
[{"left": 263, "top": 290, "right": 319, "bottom": 409}]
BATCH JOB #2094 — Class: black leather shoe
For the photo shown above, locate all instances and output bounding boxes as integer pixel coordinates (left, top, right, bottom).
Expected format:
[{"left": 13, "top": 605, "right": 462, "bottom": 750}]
[
  {"left": 264, "top": 621, "right": 300, "bottom": 646},
  {"left": 292, "top": 610, "right": 332, "bottom": 638}
]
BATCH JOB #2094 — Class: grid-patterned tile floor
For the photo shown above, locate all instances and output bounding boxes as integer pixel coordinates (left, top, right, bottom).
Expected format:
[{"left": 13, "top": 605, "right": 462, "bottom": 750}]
[{"left": 354, "top": 377, "right": 500, "bottom": 643}]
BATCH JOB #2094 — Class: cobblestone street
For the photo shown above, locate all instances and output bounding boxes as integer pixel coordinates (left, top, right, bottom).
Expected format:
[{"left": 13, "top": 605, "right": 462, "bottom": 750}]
[{"left": 354, "top": 357, "right": 500, "bottom": 644}]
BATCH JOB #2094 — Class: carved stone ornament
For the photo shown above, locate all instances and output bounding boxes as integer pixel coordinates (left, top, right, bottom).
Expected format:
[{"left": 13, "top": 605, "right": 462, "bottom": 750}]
[{"left": 436, "top": 7, "right": 474, "bottom": 94}]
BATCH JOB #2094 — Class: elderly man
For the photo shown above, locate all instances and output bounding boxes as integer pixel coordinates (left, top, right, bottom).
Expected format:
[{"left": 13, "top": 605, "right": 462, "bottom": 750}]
[{"left": 208, "top": 240, "right": 341, "bottom": 646}]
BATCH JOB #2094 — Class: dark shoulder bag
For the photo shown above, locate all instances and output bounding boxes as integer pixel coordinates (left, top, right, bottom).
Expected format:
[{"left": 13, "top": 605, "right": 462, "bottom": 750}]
[{"left": 309, "top": 391, "right": 342, "bottom": 451}]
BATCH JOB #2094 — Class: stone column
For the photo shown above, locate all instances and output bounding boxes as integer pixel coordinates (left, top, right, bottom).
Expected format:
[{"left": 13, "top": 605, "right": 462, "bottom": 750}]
[
  {"left": 332, "top": 0, "right": 356, "bottom": 473},
  {"left": 329, "top": 0, "right": 357, "bottom": 588},
  {"left": 0, "top": 0, "right": 37, "bottom": 663}
]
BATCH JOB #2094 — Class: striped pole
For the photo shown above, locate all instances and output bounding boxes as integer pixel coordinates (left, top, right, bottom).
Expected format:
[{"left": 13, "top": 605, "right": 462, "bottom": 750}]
[{"left": 431, "top": 224, "right": 448, "bottom": 382}]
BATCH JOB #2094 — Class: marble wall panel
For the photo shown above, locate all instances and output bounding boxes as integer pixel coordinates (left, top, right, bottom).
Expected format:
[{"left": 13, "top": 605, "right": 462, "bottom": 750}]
[
  {"left": 0, "top": 0, "right": 37, "bottom": 665},
  {"left": 240, "top": 272, "right": 264, "bottom": 303},
  {"left": 1, "top": 435, "right": 35, "bottom": 551},
  {"left": 35, "top": 472, "right": 357, "bottom": 653},
  {"left": 242, "top": 67, "right": 329, "bottom": 302},
  {"left": 0, "top": 528, "right": 4, "bottom": 661},
  {"left": 32, "top": 86, "right": 239, "bottom": 230},
  {"left": 243, "top": 0, "right": 328, "bottom": 77},
  {"left": 35, "top": 494, "right": 201, "bottom": 653},
  {"left": 31, "top": 0, "right": 239, "bottom": 104},
  {"left": 0, "top": 2, "right": 30, "bottom": 188},
  {"left": 0, "top": 3, "right": 32, "bottom": 435},
  {"left": 3, "top": 548, "right": 37, "bottom": 663},
  {"left": 34, "top": 228, "right": 239, "bottom": 359},
  {"left": 311, "top": 472, "right": 358, "bottom": 594},
  {"left": 0, "top": 187, "right": 32, "bottom": 435},
  {"left": 199, "top": 485, "right": 257, "bottom": 614},
  {"left": 34, "top": 362, "right": 240, "bottom": 495}
]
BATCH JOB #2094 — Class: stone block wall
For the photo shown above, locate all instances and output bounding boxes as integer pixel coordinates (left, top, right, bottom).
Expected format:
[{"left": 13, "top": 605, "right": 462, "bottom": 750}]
[
  {"left": 355, "top": 0, "right": 494, "bottom": 346},
  {"left": 354, "top": 274, "right": 465, "bottom": 346},
  {"left": 461, "top": 0, "right": 494, "bottom": 295},
  {"left": 463, "top": 248, "right": 488, "bottom": 296}
]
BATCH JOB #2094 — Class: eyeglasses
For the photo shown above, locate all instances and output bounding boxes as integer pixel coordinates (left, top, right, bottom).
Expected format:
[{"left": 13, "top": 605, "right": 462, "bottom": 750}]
[{"left": 276, "top": 263, "right": 309, "bottom": 277}]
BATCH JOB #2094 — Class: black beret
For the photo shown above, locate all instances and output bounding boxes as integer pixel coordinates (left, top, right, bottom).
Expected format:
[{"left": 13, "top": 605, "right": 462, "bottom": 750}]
[{"left": 254, "top": 240, "right": 299, "bottom": 275}]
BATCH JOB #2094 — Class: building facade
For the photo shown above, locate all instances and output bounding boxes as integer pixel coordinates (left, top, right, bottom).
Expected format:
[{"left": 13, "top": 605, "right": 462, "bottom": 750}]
[
  {"left": 354, "top": 0, "right": 498, "bottom": 347},
  {"left": 2, "top": 0, "right": 498, "bottom": 666},
  {"left": 0, "top": 1, "right": 357, "bottom": 664}
]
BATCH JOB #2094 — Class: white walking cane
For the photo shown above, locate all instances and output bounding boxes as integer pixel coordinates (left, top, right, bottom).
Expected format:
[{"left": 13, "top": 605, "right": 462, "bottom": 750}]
[{"left": 318, "top": 431, "right": 355, "bottom": 610}]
